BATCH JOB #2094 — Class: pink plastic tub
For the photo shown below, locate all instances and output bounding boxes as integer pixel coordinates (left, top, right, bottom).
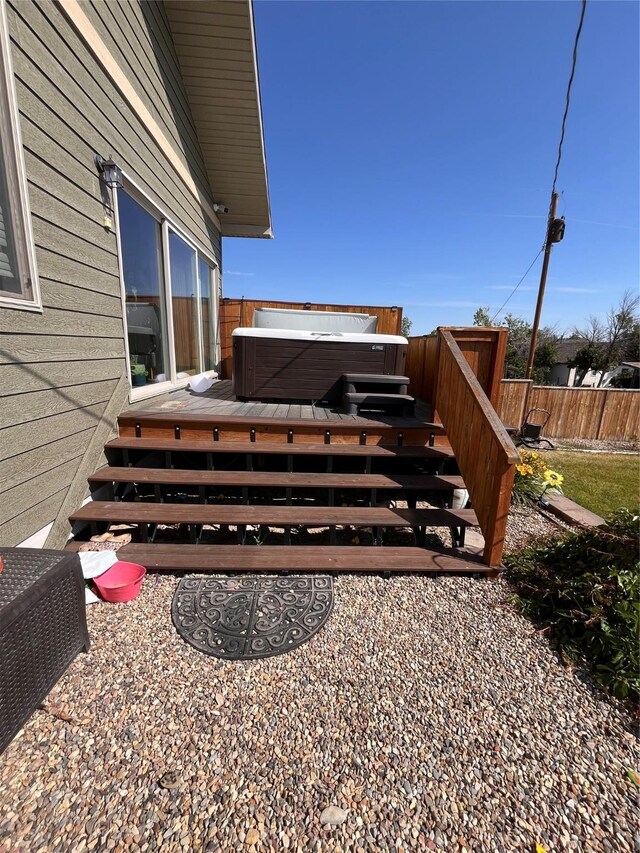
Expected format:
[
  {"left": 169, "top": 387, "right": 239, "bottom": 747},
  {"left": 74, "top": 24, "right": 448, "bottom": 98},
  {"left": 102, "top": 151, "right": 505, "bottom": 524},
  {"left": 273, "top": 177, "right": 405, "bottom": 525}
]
[{"left": 93, "top": 561, "right": 146, "bottom": 603}]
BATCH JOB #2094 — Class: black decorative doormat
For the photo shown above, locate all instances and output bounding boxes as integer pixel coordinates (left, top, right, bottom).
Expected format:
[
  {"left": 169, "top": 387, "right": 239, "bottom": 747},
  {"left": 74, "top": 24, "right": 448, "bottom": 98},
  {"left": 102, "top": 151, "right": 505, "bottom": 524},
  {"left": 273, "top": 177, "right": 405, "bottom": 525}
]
[{"left": 171, "top": 576, "right": 334, "bottom": 660}]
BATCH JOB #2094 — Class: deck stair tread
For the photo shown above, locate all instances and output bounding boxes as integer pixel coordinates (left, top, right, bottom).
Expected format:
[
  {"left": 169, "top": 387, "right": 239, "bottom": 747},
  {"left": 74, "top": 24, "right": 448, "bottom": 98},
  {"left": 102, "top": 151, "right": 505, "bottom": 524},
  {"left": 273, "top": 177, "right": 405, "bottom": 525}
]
[
  {"left": 89, "top": 467, "right": 464, "bottom": 490},
  {"left": 70, "top": 501, "right": 478, "bottom": 527},
  {"left": 342, "top": 373, "right": 410, "bottom": 384},
  {"left": 343, "top": 392, "right": 415, "bottom": 404},
  {"left": 64, "top": 543, "right": 489, "bottom": 573},
  {"left": 105, "top": 437, "right": 452, "bottom": 458}
]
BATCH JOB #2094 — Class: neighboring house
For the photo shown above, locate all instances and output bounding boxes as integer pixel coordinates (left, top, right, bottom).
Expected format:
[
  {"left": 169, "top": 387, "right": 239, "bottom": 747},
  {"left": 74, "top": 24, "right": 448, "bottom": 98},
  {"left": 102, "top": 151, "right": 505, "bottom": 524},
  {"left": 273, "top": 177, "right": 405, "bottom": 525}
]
[
  {"left": 0, "top": 0, "right": 271, "bottom": 547},
  {"left": 547, "top": 337, "right": 603, "bottom": 387},
  {"left": 604, "top": 361, "right": 640, "bottom": 389},
  {"left": 547, "top": 338, "right": 637, "bottom": 388}
]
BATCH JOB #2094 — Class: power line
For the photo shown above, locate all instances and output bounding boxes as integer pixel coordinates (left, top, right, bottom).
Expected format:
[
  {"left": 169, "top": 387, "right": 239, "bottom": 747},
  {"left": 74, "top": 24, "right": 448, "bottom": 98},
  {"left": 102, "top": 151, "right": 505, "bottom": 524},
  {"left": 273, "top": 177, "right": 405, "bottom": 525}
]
[
  {"left": 490, "top": 249, "right": 543, "bottom": 323},
  {"left": 526, "top": 0, "right": 587, "bottom": 377},
  {"left": 551, "top": 0, "right": 588, "bottom": 195}
]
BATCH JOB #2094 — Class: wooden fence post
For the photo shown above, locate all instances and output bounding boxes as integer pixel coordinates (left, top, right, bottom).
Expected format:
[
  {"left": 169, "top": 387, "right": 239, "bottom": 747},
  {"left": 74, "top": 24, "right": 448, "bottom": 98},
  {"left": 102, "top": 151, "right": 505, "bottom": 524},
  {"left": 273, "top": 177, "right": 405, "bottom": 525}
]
[{"left": 596, "top": 390, "right": 608, "bottom": 440}]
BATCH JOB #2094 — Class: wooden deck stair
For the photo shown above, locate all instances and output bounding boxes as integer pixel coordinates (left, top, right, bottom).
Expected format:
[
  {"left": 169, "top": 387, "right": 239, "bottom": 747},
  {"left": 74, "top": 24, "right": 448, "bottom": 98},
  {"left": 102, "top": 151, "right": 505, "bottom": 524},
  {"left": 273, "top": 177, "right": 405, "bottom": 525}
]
[
  {"left": 65, "top": 543, "right": 487, "bottom": 574},
  {"left": 67, "top": 409, "right": 496, "bottom": 576}
]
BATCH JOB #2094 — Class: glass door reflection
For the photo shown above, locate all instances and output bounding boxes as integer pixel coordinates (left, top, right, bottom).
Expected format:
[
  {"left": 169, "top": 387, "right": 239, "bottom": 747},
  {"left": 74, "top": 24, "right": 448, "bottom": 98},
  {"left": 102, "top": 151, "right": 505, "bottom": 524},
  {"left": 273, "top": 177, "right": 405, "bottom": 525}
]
[{"left": 168, "top": 230, "right": 199, "bottom": 375}]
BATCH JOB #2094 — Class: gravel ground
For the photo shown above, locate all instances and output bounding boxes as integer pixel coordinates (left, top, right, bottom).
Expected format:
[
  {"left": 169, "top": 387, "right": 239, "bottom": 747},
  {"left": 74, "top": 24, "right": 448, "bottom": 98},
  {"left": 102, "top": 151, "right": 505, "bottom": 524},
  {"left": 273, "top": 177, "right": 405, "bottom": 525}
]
[
  {"left": 1, "top": 564, "right": 637, "bottom": 852},
  {"left": 553, "top": 438, "right": 639, "bottom": 454},
  {"left": 504, "top": 504, "right": 571, "bottom": 554}
]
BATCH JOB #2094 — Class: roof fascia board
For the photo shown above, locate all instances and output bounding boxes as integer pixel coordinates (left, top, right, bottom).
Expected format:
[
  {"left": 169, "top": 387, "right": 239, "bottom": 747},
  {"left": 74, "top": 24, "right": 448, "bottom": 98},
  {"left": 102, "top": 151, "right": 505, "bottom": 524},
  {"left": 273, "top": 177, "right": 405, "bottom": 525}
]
[{"left": 246, "top": 0, "right": 272, "bottom": 235}]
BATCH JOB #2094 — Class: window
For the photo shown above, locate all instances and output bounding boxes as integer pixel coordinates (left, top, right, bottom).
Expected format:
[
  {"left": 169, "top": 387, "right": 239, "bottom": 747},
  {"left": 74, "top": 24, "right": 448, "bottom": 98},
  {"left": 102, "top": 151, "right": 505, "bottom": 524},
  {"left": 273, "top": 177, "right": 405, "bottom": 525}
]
[
  {"left": 0, "top": 0, "right": 39, "bottom": 309},
  {"left": 115, "top": 184, "right": 219, "bottom": 393},
  {"left": 199, "top": 258, "right": 217, "bottom": 371},
  {"left": 118, "top": 191, "right": 169, "bottom": 383}
]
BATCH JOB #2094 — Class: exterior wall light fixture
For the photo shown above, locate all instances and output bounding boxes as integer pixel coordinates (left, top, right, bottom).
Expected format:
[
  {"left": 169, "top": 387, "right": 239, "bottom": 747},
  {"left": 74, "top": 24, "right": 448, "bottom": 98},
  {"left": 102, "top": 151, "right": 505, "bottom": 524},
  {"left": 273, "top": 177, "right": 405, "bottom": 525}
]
[{"left": 95, "top": 154, "right": 123, "bottom": 189}]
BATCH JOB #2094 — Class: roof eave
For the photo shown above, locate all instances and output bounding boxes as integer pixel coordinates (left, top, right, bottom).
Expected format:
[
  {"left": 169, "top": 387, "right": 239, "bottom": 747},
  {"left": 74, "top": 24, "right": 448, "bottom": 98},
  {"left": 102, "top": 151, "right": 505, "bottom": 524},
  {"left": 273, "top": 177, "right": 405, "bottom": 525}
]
[{"left": 164, "top": 0, "right": 272, "bottom": 238}]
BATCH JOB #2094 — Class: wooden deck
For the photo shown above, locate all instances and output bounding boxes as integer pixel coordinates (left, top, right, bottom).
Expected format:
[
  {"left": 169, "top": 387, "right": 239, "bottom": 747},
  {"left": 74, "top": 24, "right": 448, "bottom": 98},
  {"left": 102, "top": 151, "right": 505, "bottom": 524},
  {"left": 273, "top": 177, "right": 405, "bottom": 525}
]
[{"left": 127, "top": 380, "right": 433, "bottom": 424}]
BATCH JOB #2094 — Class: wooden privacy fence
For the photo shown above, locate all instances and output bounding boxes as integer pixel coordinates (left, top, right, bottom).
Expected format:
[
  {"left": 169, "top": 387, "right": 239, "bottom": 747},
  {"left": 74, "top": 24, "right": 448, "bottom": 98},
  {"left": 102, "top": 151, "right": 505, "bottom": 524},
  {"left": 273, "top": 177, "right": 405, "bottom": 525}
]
[
  {"left": 497, "top": 381, "right": 640, "bottom": 441},
  {"left": 219, "top": 298, "right": 403, "bottom": 379},
  {"left": 497, "top": 380, "right": 532, "bottom": 428},
  {"left": 406, "top": 327, "right": 508, "bottom": 409},
  {"left": 437, "top": 331, "right": 518, "bottom": 568}
]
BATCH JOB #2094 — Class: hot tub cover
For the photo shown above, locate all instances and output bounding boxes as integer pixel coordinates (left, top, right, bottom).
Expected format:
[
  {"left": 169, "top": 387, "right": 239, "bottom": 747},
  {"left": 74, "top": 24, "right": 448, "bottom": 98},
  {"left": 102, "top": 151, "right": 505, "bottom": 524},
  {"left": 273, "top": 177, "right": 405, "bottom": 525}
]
[
  {"left": 232, "top": 327, "right": 408, "bottom": 345},
  {"left": 253, "top": 307, "right": 378, "bottom": 334}
]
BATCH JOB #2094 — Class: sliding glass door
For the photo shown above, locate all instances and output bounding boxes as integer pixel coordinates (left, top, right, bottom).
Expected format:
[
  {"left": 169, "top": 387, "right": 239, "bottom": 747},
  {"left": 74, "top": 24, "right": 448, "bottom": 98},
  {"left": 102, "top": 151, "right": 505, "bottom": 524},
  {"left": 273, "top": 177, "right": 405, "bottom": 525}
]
[
  {"left": 117, "top": 186, "right": 218, "bottom": 393},
  {"left": 168, "top": 230, "right": 199, "bottom": 376},
  {"left": 117, "top": 191, "right": 169, "bottom": 384},
  {"left": 199, "top": 258, "right": 217, "bottom": 372}
]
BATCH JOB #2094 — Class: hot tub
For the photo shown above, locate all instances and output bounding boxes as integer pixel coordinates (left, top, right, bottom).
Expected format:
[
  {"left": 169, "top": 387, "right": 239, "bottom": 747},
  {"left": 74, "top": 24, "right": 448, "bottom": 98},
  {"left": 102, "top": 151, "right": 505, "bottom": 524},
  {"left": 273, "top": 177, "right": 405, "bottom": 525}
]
[{"left": 232, "top": 327, "right": 408, "bottom": 402}]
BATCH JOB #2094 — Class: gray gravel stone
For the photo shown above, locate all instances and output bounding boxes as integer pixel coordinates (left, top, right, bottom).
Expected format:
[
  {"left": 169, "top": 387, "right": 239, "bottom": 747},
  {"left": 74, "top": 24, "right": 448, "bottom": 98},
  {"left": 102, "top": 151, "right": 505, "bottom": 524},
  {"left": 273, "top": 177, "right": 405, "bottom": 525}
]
[
  {"left": 0, "top": 551, "right": 637, "bottom": 852},
  {"left": 320, "top": 806, "right": 348, "bottom": 826}
]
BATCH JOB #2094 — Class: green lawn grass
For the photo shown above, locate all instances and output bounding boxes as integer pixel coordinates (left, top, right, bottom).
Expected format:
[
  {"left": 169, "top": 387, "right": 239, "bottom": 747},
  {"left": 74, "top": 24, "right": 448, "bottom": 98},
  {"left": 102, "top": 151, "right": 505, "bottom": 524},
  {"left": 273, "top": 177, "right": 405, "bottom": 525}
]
[{"left": 544, "top": 451, "right": 639, "bottom": 518}]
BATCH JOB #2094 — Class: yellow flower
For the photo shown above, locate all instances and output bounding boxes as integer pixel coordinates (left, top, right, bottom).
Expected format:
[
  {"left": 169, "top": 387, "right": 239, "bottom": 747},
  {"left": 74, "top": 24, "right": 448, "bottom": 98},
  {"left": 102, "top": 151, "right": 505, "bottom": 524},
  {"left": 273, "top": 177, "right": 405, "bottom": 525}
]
[
  {"left": 544, "top": 470, "right": 564, "bottom": 487},
  {"left": 516, "top": 464, "right": 534, "bottom": 476}
]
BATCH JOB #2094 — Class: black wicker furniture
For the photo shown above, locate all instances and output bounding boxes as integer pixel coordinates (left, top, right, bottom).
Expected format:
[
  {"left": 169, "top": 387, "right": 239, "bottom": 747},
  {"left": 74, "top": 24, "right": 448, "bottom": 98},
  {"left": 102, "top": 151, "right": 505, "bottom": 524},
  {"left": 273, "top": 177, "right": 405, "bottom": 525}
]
[{"left": 0, "top": 548, "right": 90, "bottom": 755}]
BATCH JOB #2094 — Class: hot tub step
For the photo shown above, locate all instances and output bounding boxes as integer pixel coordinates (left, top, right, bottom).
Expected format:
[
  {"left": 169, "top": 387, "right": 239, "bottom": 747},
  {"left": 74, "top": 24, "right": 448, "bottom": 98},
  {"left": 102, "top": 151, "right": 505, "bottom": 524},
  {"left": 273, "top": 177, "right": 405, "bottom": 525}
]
[
  {"left": 343, "top": 373, "right": 410, "bottom": 394},
  {"left": 343, "top": 392, "right": 416, "bottom": 417}
]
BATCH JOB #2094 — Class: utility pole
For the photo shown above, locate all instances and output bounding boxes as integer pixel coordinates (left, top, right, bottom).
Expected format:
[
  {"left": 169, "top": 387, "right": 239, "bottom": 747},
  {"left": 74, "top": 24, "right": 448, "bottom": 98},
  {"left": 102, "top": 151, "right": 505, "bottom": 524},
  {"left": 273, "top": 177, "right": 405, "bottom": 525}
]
[{"left": 525, "top": 191, "right": 559, "bottom": 379}]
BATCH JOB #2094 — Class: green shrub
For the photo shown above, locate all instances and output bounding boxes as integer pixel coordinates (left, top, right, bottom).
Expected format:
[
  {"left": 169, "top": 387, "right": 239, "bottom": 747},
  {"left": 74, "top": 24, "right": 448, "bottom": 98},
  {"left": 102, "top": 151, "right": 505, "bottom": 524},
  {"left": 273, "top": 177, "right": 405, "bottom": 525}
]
[{"left": 504, "top": 509, "right": 640, "bottom": 701}]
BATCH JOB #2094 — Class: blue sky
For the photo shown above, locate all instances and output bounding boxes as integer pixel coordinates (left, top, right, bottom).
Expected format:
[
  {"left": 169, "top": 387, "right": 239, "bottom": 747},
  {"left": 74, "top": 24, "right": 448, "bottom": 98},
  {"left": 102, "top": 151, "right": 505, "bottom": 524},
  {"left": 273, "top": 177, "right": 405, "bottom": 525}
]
[{"left": 223, "top": 0, "right": 639, "bottom": 335}]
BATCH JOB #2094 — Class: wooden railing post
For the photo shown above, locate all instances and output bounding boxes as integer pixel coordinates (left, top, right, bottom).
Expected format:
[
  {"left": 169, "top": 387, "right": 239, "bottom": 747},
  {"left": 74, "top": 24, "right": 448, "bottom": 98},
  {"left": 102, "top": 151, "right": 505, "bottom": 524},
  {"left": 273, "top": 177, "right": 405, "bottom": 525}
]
[{"left": 436, "top": 330, "right": 519, "bottom": 568}]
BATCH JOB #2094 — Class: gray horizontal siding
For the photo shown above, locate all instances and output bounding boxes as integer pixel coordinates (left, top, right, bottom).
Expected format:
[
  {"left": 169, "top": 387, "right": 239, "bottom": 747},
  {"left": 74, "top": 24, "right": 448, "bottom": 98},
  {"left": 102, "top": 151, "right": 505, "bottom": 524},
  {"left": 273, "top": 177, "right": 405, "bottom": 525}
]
[
  {"left": 82, "top": 0, "right": 210, "bottom": 193},
  {"left": 0, "top": 459, "right": 82, "bottom": 528},
  {"left": 11, "top": 2, "right": 221, "bottom": 258},
  {"left": 0, "top": 489, "right": 67, "bottom": 547},
  {"left": 0, "top": 378, "right": 120, "bottom": 429},
  {"left": 0, "top": 358, "right": 126, "bottom": 396},
  {"left": 1, "top": 429, "right": 95, "bottom": 494},
  {"left": 1, "top": 0, "right": 222, "bottom": 545},
  {"left": 0, "top": 404, "right": 105, "bottom": 461},
  {"left": 0, "top": 334, "right": 126, "bottom": 364}
]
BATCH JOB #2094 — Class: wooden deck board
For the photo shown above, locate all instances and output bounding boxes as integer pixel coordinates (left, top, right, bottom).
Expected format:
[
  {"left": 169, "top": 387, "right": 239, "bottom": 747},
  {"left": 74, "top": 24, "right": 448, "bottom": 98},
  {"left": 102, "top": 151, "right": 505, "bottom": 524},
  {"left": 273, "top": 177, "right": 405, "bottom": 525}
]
[
  {"left": 126, "top": 381, "right": 435, "bottom": 425},
  {"left": 89, "top": 467, "right": 466, "bottom": 491},
  {"left": 106, "top": 437, "right": 453, "bottom": 458},
  {"left": 65, "top": 543, "right": 489, "bottom": 574},
  {"left": 70, "top": 501, "right": 478, "bottom": 527}
]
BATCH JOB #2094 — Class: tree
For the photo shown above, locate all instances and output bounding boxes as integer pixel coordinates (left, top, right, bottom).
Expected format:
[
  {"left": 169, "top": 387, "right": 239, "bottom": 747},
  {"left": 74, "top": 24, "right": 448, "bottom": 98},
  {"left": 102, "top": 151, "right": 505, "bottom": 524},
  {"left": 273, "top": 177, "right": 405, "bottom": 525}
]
[
  {"left": 609, "top": 369, "right": 639, "bottom": 389},
  {"left": 401, "top": 316, "right": 413, "bottom": 337},
  {"left": 473, "top": 307, "right": 558, "bottom": 383},
  {"left": 570, "top": 290, "right": 640, "bottom": 386},
  {"left": 569, "top": 341, "right": 609, "bottom": 386},
  {"left": 473, "top": 306, "right": 492, "bottom": 327},
  {"left": 622, "top": 322, "right": 640, "bottom": 362}
]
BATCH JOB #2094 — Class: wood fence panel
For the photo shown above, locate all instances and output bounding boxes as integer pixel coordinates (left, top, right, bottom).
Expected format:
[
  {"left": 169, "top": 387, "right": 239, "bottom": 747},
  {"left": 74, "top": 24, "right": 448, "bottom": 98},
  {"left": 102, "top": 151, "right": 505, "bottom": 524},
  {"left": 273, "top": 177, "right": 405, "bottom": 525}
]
[
  {"left": 406, "top": 328, "right": 507, "bottom": 408},
  {"left": 497, "top": 380, "right": 532, "bottom": 427},
  {"left": 219, "top": 298, "right": 403, "bottom": 379},
  {"left": 598, "top": 389, "right": 640, "bottom": 440},
  {"left": 406, "top": 335, "right": 439, "bottom": 403},
  {"left": 441, "top": 328, "right": 508, "bottom": 410},
  {"left": 529, "top": 387, "right": 606, "bottom": 439},
  {"left": 498, "top": 383, "right": 639, "bottom": 440}
]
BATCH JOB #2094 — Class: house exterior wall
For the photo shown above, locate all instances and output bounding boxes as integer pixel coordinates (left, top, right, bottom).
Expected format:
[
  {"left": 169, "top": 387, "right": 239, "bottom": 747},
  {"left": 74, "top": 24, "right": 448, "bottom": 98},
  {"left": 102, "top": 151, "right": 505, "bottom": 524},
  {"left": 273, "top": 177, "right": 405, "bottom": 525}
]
[
  {"left": 547, "top": 363, "right": 571, "bottom": 386},
  {"left": 547, "top": 364, "right": 605, "bottom": 387},
  {"left": 0, "top": 0, "right": 221, "bottom": 546}
]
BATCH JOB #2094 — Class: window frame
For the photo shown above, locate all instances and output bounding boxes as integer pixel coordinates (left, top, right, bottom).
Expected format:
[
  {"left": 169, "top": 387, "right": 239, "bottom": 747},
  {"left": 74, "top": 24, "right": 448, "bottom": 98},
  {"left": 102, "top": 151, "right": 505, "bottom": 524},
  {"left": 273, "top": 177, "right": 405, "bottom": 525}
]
[
  {"left": 0, "top": 0, "right": 41, "bottom": 312},
  {"left": 198, "top": 257, "right": 221, "bottom": 373},
  {"left": 113, "top": 174, "right": 219, "bottom": 400}
]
